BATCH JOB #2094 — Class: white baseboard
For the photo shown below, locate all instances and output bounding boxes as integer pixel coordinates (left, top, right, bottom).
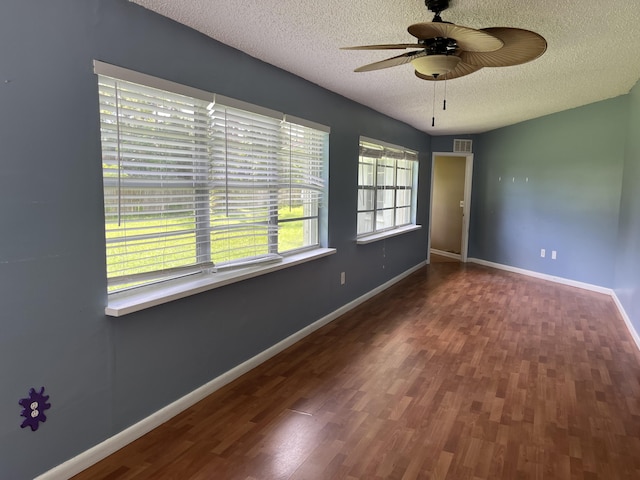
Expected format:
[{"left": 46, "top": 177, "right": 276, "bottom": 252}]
[
  {"left": 611, "top": 292, "right": 640, "bottom": 352},
  {"left": 36, "top": 261, "right": 426, "bottom": 480},
  {"left": 430, "top": 249, "right": 461, "bottom": 260},
  {"left": 467, "top": 257, "right": 640, "bottom": 352},
  {"left": 467, "top": 257, "right": 613, "bottom": 294}
]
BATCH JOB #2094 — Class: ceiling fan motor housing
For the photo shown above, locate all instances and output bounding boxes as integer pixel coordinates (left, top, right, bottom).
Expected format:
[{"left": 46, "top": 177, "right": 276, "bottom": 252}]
[{"left": 422, "top": 37, "right": 457, "bottom": 55}]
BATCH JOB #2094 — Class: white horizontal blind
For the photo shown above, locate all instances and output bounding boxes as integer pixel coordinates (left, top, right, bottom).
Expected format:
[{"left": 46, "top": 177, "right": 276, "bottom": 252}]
[
  {"left": 209, "top": 104, "right": 282, "bottom": 268},
  {"left": 357, "top": 139, "right": 418, "bottom": 236},
  {"left": 97, "top": 69, "right": 328, "bottom": 291},
  {"left": 99, "top": 77, "right": 212, "bottom": 289},
  {"left": 278, "top": 120, "right": 326, "bottom": 252},
  {"left": 395, "top": 152, "right": 417, "bottom": 226}
]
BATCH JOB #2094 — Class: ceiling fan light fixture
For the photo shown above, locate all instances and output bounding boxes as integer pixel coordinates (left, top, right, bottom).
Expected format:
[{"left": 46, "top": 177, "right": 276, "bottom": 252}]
[{"left": 411, "top": 54, "right": 461, "bottom": 77}]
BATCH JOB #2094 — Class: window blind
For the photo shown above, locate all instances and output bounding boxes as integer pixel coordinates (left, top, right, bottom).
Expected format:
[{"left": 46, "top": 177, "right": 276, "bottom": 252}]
[
  {"left": 96, "top": 64, "right": 328, "bottom": 292},
  {"left": 208, "top": 103, "right": 282, "bottom": 268},
  {"left": 278, "top": 120, "right": 326, "bottom": 252},
  {"left": 357, "top": 139, "right": 418, "bottom": 236},
  {"left": 99, "top": 77, "right": 212, "bottom": 288}
]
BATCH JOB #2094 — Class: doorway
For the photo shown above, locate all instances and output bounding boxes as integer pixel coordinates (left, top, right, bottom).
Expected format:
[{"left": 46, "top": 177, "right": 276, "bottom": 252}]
[{"left": 428, "top": 152, "right": 473, "bottom": 263}]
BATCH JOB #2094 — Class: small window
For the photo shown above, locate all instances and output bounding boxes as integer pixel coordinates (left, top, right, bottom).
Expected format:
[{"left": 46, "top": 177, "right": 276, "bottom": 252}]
[
  {"left": 95, "top": 62, "right": 329, "bottom": 293},
  {"left": 357, "top": 138, "right": 418, "bottom": 237}
]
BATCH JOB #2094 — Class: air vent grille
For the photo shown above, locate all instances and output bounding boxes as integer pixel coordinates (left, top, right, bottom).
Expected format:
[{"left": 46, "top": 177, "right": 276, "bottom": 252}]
[{"left": 453, "top": 139, "right": 472, "bottom": 153}]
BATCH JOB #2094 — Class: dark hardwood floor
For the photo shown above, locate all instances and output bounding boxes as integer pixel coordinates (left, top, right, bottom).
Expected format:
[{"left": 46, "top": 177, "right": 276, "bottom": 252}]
[{"left": 72, "top": 262, "right": 640, "bottom": 479}]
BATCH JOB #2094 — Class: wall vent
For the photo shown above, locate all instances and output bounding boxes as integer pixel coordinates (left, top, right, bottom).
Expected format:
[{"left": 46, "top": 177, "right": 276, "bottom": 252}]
[{"left": 453, "top": 139, "right": 473, "bottom": 153}]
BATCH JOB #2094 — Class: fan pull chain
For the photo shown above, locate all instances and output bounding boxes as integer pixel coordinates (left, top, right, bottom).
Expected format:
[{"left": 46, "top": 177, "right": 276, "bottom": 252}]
[
  {"left": 443, "top": 76, "right": 447, "bottom": 111},
  {"left": 432, "top": 80, "right": 436, "bottom": 127}
]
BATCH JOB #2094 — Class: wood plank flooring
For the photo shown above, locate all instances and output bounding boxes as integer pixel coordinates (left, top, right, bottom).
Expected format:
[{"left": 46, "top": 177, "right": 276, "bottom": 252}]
[{"left": 72, "top": 262, "right": 640, "bottom": 479}]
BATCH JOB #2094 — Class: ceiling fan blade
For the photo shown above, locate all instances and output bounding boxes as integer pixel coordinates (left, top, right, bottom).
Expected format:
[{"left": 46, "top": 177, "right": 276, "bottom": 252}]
[
  {"left": 354, "top": 51, "right": 426, "bottom": 72},
  {"left": 414, "top": 61, "right": 482, "bottom": 81},
  {"left": 408, "top": 22, "right": 503, "bottom": 52},
  {"left": 459, "top": 28, "right": 547, "bottom": 67},
  {"left": 341, "top": 43, "right": 424, "bottom": 50}
]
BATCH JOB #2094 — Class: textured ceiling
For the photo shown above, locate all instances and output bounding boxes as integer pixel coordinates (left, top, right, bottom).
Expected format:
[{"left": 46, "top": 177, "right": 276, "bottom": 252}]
[{"left": 130, "top": 0, "right": 640, "bottom": 135}]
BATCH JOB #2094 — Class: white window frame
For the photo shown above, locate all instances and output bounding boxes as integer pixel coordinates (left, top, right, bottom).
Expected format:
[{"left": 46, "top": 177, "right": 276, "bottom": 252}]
[
  {"left": 356, "top": 137, "right": 421, "bottom": 244},
  {"left": 94, "top": 61, "right": 334, "bottom": 316}
]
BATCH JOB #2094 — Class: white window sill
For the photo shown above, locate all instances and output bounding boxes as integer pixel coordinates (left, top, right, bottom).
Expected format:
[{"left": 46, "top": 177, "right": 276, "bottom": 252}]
[
  {"left": 106, "top": 248, "right": 337, "bottom": 317},
  {"left": 356, "top": 224, "right": 422, "bottom": 245}
]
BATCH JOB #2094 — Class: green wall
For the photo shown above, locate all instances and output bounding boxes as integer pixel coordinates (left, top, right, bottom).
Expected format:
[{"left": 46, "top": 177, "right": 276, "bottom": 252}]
[
  {"left": 614, "top": 80, "right": 640, "bottom": 334},
  {"left": 469, "top": 98, "right": 627, "bottom": 287}
]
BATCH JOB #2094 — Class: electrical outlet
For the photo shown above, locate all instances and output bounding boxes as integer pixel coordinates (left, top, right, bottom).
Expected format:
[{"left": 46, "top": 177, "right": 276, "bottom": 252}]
[
  {"left": 552, "top": 250, "right": 557, "bottom": 260},
  {"left": 340, "top": 271, "right": 345, "bottom": 285},
  {"left": 540, "top": 249, "right": 546, "bottom": 258}
]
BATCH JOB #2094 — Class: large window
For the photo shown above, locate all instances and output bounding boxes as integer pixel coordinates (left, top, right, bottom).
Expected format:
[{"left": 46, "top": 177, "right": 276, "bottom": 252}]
[
  {"left": 96, "top": 63, "right": 328, "bottom": 292},
  {"left": 357, "top": 138, "right": 418, "bottom": 237}
]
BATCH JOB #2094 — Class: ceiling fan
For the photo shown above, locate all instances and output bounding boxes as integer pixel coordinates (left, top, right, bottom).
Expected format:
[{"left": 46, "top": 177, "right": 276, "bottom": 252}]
[{"left": 342, "top": 0, "right": 547, "bottom": 81}]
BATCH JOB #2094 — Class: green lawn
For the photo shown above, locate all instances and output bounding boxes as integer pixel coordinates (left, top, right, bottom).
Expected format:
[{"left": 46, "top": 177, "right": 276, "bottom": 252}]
[{"left": 106, "top": 206, "right": 310, "bottom": 290}]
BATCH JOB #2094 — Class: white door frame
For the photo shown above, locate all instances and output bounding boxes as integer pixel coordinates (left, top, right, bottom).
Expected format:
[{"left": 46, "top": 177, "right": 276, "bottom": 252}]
[{"left": 427, "top": 152, "right": 474, "bottom": 263}]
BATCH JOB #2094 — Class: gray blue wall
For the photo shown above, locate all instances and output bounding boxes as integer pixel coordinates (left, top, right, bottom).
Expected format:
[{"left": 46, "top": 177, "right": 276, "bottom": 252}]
[
  {"left": 614, "top": 81, "right": 640, "bottom": 335},
  {"left": 468, "top": 98, "right": 628, "bottom": 287},
  {"left": 0, "top": 1, "right": 431, "bottom": 477}
]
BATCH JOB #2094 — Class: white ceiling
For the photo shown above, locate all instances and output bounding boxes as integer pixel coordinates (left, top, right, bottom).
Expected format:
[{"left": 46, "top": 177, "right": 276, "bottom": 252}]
[{"left": 130, "top": 0, "right": 640, "bottom": 135}]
